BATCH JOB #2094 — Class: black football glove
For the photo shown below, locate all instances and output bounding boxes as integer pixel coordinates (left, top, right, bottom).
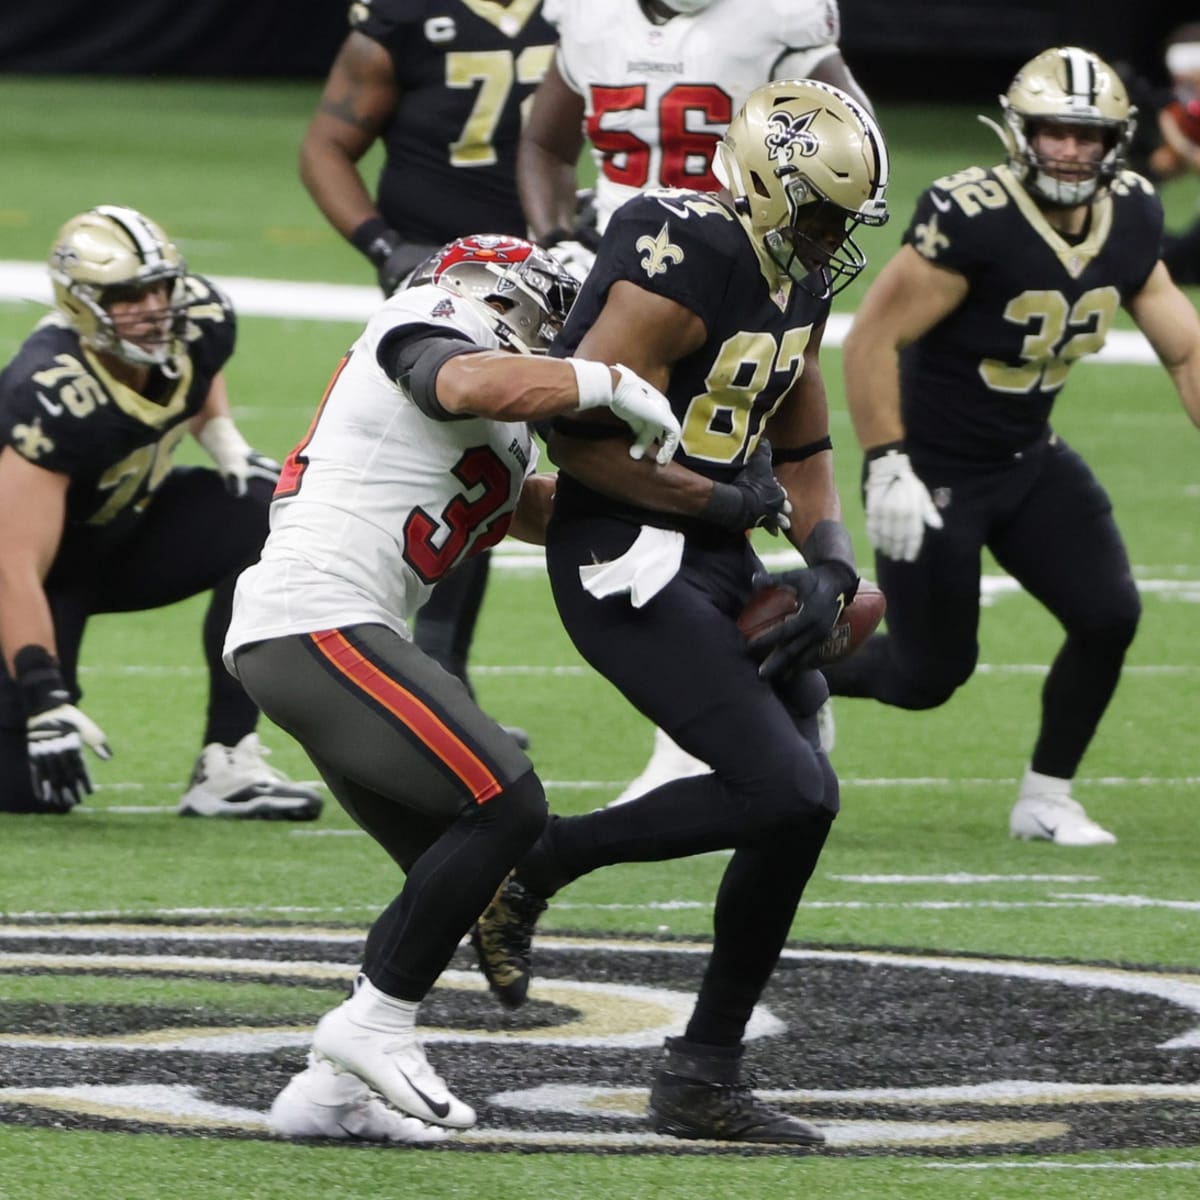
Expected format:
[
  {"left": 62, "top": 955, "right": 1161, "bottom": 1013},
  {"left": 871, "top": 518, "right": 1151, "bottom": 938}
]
[
  {"left": 377, "top": 239, "right": 441, "bottom": 297},
  {"left": 746, "top": 563, "right": 860, "bottom": 680},
  {"left": 15, "top": 645, "right": 112, "bottom": 813},
  {"left": 27, "top": 705, "right": 113, "bottom": 812},
  {"left": 700, "top": 441, "right": 792, "bottom": 534}
]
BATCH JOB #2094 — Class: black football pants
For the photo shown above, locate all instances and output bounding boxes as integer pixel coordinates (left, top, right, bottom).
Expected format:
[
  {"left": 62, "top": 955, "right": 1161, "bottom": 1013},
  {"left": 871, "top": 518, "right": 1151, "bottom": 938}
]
[
  {"left": 539, "top": 512, "right": 836, "bottom": 1048},
  {"left": 823, "top": 436, "right": 1140, "bottom": 778}
]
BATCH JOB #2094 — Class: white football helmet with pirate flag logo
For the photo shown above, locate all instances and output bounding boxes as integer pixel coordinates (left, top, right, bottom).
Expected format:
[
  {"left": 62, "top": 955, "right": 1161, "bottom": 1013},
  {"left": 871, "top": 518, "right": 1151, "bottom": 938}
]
[
  {"left": 48, "top": 205, "right": 190, "bottom": 368},
  {"left": 713, "top": 78, "right": 889, "bottom": 295},
  {"left": 406, "top": 235, "right": 581, "bottom": 354},
  {"left": 983, "top": 46, "right": 1136, "bottom": 207}
]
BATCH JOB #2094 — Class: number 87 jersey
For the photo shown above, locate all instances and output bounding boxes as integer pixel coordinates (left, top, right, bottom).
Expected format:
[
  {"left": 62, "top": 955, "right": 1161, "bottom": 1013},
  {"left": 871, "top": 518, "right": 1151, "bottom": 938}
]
[{"left": 546, "top": 0, "right": 843, "bottom": 232}]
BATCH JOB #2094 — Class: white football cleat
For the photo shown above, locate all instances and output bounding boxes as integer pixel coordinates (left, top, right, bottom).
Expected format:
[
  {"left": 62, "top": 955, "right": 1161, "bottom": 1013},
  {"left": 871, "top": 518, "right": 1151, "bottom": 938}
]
[
  {"left": 269, "top": 1054, "right": 450, "bottom": 1143},
  {"left": 609, "top": 727, "right": 709, "bottom": 807},
  {"left": 312, "top": 1002, "right": 476, "bottom": 1129},
  {"left": 1010, "top": 792, "right": 1116, "bottom": 847},
  {"left": 178, "top": 733, "right": 323, "bottom": 820}
]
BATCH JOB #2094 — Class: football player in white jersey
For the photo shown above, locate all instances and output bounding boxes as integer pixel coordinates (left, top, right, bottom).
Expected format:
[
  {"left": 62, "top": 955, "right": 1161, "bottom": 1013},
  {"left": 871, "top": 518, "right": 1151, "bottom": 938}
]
[
  {"left": 222, "top": 235, "right": 695, "bottom": 1140},
  {"left": 519, "top": 0, "right": 869, "bottom": 800},
  {"left": 520, "top": 0, "right": 870, "bottom": 268}
]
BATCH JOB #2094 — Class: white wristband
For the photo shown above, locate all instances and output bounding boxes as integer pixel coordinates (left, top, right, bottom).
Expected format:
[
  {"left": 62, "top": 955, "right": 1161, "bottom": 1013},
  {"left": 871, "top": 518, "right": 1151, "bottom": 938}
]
[
  {"left": 196, "top": 415, "right": 251, "bottom": 472},
  {"left": 566, "top": 358, "right": 614, "bottom": 411}
]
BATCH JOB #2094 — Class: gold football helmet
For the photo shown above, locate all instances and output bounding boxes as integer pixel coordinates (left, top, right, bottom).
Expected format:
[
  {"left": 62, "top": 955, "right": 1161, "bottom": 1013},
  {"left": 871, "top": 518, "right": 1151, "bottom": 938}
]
[
  {"left": 713, "top": 79, "right": 889, "bottom": 295},
  {"left": 988, "top": 46, "right": 1135, "bottom": 206},
  {"left": 49, "top": 205, "right": 189, "bottom": 367}
]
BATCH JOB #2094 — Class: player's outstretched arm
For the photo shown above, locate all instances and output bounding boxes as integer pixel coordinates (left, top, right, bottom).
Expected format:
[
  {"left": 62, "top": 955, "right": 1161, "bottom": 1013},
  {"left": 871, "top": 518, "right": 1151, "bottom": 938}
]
[{"left": 433, "top": 352, "right": 680, "bottom": 465}]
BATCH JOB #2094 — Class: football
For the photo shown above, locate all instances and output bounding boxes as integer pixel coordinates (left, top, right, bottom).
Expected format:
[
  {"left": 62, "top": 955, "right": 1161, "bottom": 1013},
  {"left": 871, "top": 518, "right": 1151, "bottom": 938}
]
[{"left": 737, "top": 579, "right": 887, "bottom": 666}]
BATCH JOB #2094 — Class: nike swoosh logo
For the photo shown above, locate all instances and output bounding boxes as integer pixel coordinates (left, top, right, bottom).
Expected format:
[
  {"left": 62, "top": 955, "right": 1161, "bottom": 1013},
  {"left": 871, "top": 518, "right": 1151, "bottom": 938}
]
[
  {"left": 398, "top": 1069, "right": 449, "bottom": 1120},
  {"left": 36, "top": 391, "right": 64, "bottom": 416},
  {"left": 1029, "top": 815, "right": 1058, "bottom": 839},
  {"left": 930, "top": 192, "right": 952, "bottom": 213}
]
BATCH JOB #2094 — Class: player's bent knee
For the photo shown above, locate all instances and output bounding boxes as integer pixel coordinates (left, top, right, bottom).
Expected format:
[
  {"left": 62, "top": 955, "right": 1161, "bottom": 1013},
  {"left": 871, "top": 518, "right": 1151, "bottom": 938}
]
[{"left": 483, "top": 769, "right": 549, "bottom": 852}]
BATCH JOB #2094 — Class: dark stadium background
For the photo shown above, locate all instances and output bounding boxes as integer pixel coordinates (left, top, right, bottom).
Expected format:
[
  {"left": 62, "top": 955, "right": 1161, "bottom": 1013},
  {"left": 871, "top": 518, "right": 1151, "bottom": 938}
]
[{"left": 0, "top": 0, "right": 1194, "bottom": 98}]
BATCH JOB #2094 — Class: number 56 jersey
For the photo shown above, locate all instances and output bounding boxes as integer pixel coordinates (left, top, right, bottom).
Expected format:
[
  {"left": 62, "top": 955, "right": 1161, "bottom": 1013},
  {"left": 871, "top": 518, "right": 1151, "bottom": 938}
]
[
  {"left": 546, "top": 0, "right": 842, "bottom": 231},
  {"left": 899, "top": 164, "right": 1163, "bottom": 461},
  {"left": 224, "top": 287, "right": 536, "bottom": 667}
]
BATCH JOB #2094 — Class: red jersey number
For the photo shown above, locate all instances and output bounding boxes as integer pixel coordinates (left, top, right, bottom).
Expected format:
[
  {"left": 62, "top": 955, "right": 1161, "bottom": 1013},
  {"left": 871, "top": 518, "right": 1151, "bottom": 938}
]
[
  {"left": 403, "top": 445, "right": 514, "bottom": 584},
  {"left": 587, "top": 83, "right": 733, "bottom": 192}
]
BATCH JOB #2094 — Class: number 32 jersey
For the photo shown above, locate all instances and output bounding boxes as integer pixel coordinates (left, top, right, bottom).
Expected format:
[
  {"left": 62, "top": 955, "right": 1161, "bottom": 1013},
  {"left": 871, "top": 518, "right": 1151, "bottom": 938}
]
[
  {"left": 225, "top": 287, "right": 536, "bottom": 665},
  {"left": 545, "top": 0, "right": 842, "bottom": 230},
  {"left": 899, "top": 164, "right": 1163, "bottom": 461}
]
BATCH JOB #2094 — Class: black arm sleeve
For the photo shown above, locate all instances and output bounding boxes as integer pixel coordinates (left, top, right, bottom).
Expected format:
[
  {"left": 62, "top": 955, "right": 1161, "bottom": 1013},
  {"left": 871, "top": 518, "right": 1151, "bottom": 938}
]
[{"left": 376, "top": 324, "right": 480, "bottom": 421}]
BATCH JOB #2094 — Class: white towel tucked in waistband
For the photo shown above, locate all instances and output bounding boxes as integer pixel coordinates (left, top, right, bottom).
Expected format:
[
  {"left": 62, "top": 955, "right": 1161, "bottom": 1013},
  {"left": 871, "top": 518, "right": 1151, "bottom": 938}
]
[{"left": 578, "top": 525, "right": 685, "bottom": 608}]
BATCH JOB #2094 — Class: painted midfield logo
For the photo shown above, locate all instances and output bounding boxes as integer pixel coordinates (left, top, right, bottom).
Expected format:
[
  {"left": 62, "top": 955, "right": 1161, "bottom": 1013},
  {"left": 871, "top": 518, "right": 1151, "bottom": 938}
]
[{"left": 2, "top": 922, "right": 1198, "bottom": 1155}]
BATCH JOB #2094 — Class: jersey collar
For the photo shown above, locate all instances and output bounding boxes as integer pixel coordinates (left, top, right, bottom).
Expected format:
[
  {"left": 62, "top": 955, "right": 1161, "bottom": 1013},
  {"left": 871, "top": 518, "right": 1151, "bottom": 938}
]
[{"left": 995, "top": 164, "right": 1115, "bottom": 279}]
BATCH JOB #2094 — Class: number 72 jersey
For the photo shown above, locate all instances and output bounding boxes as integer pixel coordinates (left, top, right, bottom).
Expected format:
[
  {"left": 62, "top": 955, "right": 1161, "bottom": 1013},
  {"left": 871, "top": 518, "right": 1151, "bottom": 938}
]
[
  {"left": 899, "top": 164, "right": 1164, "bottom": 460},
  {"left": 546, "top": 0, "right": 842, "bottom": 231}
]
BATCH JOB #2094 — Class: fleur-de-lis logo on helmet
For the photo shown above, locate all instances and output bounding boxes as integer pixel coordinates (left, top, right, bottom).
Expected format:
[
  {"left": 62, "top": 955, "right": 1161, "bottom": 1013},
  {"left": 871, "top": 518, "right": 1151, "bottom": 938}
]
[{"left": 765, "top": 109, "right": 821, "bottom": 164}]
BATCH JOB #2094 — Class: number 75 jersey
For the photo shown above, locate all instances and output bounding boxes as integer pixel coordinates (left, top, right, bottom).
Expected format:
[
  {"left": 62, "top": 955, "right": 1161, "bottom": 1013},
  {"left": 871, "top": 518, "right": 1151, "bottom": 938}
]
[
  {"left": 545, "top": 0, "right": 842, "bottom": 231},
  {"left": 899, "top": 164, "right": 1164, "bottom": 460}
]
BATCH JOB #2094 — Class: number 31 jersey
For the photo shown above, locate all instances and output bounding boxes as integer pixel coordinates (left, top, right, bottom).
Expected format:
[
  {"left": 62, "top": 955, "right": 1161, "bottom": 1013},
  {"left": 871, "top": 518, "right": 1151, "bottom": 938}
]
[
  {"left": 899, "top": 164, "right": 1163, "bottom": 461},
  {"left": 224, "top": 287, "right": 537, "bottom": 666},
  {"left": 545, "top": 0, "right": 842, "bottom": 230}
]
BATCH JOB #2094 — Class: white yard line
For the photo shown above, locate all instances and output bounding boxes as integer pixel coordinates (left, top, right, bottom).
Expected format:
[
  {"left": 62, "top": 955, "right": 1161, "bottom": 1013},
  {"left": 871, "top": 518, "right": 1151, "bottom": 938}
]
[{"left": 0, "top": 263, "right": 1168, "bottom": 364}]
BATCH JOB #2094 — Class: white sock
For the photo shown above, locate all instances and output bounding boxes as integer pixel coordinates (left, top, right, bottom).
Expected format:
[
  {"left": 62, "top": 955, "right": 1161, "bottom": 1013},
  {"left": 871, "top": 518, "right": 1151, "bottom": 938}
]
[
  {"left": 1021, "top": 768, "right": 1072, "bottom": 799},
  {"left": 342, "top": 977, "right": 419, "bottom": 1033}
]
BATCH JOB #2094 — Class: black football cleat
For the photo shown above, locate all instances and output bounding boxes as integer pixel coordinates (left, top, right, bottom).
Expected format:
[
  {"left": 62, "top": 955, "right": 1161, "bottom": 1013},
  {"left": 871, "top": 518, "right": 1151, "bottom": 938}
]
[
  {"left": 647, "top": 1037, "right": 825, "bottom": 1146},
  {"left": 470, "top": 874, "right": 547, "bottom": 1009}
]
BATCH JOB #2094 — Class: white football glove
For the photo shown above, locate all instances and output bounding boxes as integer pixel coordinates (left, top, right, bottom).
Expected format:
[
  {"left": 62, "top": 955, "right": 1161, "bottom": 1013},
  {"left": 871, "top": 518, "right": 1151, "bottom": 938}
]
[
  {"left": 569, "top": 360, "right": 682, "bottom": 465},
  {"left": 26, "top": 703, "right": 112, "bottom": 812},
  {"left": 864, "top": 448, "right": 943, "bottom": 562},
  {"left": 198, "top": 415, "right": 282, "bottom": 498},
  {"left": 545, "top": 239, "right": 596, "bottom": 283}
]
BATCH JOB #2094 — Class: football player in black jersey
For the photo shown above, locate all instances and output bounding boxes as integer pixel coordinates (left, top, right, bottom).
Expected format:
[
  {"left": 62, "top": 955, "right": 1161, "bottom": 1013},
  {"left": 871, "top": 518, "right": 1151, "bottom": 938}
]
[
  {"left": 300, "top": 0, "right": 556, "bottom": 745},
  {"left": 824, "top": 47, "right": 1200, "bottom": 846},
  {"left": 472, "top": 81, "right": 890, "bottom": 1144},
  {"left": 0, "top": 206, "right": 322, "bottom": 820}
]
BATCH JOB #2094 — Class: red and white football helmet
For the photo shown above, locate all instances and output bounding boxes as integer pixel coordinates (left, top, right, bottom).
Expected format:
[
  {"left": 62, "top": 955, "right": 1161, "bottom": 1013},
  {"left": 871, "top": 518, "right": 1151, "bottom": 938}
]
[{"left": 407, "top": 235, "right": 580, "bottom": 354}]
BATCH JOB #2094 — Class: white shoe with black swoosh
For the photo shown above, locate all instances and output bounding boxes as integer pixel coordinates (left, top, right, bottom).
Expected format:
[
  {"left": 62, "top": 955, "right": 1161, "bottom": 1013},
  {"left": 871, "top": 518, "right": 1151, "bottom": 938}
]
[
  {"left": 312, "top": 1003, "right": 476, "bottom": 1129},
  {"left": 1009, "top": 793, "right": 1117, "bottom": 846},
  {"left": 269, "top": 1053, "right": 450, "bottom": 1143}
]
